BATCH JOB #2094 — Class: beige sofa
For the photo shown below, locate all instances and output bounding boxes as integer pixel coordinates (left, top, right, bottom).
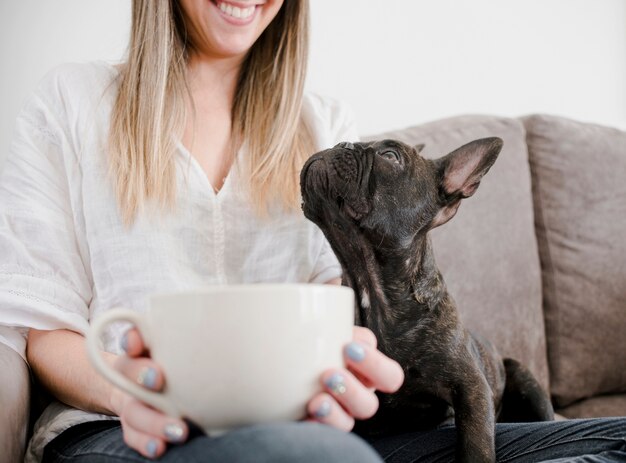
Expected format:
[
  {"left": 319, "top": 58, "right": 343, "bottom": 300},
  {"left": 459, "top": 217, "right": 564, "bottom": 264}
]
[{"left": 2, "top": 113, "right": 625, "bottom": 462}]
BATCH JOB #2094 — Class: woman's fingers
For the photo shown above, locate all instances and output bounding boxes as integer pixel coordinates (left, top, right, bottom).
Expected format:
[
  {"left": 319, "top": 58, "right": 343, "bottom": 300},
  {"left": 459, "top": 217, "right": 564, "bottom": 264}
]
[
  {"left": 117, "top": 395, "right": 189, "bottom": 460},
  {"left": 113, "top": 355, "right": 165, "bottom": 392},
  {"left": 309, "top": 326, "right": 404, "bottom": 433},
  {"left": 114, "top": 327, "right": 180, "bottom": 460},
  {"left": 349, "top": 326, "right": 403, "bottom": 392},
  {"left": 321, "top": 369, "right": 379, "bottom": 420},
  {"left": 352, "top": 326, "right": 377, "bottom": 349},
  {"left": 121, "top": 423, "right": 167, "bottom": 460},
  {"left": 120, "top": 327, "right": 149, "bottom": 357},
  {"left": 115, "top": 327, "right": 164, "bottom": 391},
  {"left": 344, "top": 340, "right": 404, "bottom": 394},
  {"left": 307, "top": 392, "right": 355, "bottom": 431},
  {"left": 123, "top": 397, "right": 188, "bottom": 445}
]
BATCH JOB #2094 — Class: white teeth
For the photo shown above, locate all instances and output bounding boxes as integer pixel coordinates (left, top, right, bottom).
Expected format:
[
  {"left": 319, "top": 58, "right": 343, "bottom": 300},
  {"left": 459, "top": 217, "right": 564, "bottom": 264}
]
[{"left": 217, "top": 2, "right": 255, "bottom": 20}]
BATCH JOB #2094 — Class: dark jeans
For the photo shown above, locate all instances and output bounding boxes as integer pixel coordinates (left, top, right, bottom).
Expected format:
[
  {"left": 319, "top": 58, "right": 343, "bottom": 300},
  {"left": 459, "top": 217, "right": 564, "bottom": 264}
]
[
  {"left": 42, "top": 420, "right": 382, "bottom": 463},
  {"left": 43, "top": 418, "right": 626, "bottom": 462}
]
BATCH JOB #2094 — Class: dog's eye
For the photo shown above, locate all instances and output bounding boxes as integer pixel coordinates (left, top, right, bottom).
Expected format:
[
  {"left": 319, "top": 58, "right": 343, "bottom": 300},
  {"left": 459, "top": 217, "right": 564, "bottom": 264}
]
[{"left": 379, "top": 150, "right": 400, "bottom": 164}]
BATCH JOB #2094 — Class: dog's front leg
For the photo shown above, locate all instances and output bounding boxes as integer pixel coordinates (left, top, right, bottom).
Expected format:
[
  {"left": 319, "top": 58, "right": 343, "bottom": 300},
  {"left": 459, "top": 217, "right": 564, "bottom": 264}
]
[{"left": 452, "top": 374, "right": 496, "bottom": 463}]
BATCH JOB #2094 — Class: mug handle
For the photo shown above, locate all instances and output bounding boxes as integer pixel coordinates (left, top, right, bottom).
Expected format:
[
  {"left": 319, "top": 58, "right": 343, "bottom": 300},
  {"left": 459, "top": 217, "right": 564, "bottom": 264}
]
[{"left": 86, "top": 308, "right": 179, "bottom": 417}]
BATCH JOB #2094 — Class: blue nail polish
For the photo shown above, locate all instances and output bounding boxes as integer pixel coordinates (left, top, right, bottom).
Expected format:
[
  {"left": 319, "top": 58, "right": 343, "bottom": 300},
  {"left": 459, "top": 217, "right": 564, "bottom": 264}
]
[
  {"left": 138, "top": 367, "right": 158, "bottom": 390},
  {"left": 325, "top": 373, "right": 347, "bottom": 395},
  {"left": 315, "top": 400, "right": 332, "bottom": 419},
  {"left": 164, "top": 423, "right": 185, "bottom": 443},
  {"left": 146, "top": 439, "right": 158, "bottom": 457},
  {"left": 120, "top": 331, "right": 129, "bottom": 353},
  {"left": 120, "top": 333, "right": 128, "bottom": 352},
  {"left": 345, "top": 342, "right": 366, "bottom": 362}
]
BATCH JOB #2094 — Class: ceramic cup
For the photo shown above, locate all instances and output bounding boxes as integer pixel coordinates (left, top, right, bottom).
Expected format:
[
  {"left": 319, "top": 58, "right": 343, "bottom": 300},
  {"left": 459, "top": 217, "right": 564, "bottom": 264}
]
[{"left": 86, "top": 284, "right": 354, "bottom": 433}]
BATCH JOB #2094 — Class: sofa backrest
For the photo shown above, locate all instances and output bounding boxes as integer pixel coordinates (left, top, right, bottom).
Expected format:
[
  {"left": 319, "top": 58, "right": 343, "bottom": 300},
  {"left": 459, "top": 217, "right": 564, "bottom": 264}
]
[
  {"left": 523, "top": 114, "right": 626, "bottom": 410},
  {"left": 365, "top": 115, "right": 550, "bottom": 392}
]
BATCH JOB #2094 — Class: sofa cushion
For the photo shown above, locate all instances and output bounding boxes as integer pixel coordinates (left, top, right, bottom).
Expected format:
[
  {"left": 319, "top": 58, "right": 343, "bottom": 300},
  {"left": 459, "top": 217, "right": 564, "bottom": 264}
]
[
  {"left": 365, "top": 115, "right": 549, "bottom": 392},
  {"left": 524, "top": 114, "right": 626, "bottom": 408},
  {"left": 557, "top": 394, "right": 626, "bottom": 419}
]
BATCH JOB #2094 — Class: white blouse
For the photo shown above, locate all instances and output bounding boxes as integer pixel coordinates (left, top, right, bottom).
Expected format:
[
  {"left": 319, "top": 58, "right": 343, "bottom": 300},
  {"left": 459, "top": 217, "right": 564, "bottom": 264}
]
[{"left": 0, "top": 61, "right": 358, "bottom": 462}]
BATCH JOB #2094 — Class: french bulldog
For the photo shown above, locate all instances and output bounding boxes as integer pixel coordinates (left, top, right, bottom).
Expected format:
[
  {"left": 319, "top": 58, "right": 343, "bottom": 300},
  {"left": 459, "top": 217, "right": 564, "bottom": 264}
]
[{"left": 300, "top": 138, "right": 554, "bottom": 463}]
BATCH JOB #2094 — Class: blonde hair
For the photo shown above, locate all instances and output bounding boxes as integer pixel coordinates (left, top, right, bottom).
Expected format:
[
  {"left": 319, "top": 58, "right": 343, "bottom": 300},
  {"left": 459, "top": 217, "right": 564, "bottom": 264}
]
[{"left": 108, "top": 0, "right": 312, "bottom": 226}]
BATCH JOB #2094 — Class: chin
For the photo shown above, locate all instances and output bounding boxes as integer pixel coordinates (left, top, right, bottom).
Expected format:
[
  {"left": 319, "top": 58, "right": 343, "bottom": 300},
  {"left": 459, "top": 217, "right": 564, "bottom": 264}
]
[{"left": 210, "top": 33, "right": 261, "bottom": 59}]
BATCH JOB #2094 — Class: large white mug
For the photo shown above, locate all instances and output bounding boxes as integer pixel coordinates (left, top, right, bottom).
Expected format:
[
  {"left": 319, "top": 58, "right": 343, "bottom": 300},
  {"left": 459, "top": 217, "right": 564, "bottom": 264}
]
[{"left": 86, "top": 284, "right": 354, "bottom": 434}]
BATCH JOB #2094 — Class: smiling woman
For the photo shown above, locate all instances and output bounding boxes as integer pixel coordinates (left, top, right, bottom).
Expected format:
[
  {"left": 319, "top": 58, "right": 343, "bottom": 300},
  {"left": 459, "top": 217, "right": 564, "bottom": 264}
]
[
  {"left": 3, "top": 0, "right": 626, "bottom": 462},
  {"left": 1, "top": 0, "right": 400, "bottom": 461}
]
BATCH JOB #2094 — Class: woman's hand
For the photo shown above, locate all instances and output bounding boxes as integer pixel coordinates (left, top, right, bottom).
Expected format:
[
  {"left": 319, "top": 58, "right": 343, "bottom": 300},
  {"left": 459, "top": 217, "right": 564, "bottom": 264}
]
[
  {"left": 306, "top": 326, "right": 404, "bottom": 431},
  {"left": 109, "top": 328, "right": 189, "bottom": 459}
]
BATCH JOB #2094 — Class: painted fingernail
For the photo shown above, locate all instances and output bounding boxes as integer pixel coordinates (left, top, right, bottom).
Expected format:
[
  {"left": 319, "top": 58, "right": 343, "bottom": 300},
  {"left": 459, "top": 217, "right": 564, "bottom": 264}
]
[
  {"left": 325, "top": 373, "right": 347, "bottom": 395},
  {"left": 164, "top": 422, "right": 185, "bottom": 443},
  {"left": 345, "top": 342, "right": 366, "bottom": 362},
  {"left": 120, "top": 331, "right": 129, "bottom": 353},
  {"left": 137, "top": 367, "right": 158, "bottom": 389},
  {"left": 146, "top": 439, "right": 158, "bottom": 457},
  {"left": 314, "top": 400, "right": 332, "bottom": 419}
]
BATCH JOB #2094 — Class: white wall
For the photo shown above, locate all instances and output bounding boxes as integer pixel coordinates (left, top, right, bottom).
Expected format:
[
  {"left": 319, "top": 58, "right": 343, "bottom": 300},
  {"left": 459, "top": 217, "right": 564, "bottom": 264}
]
[
  {"left": 0, "top": 0, "right": 131, "bottom": 170},
  {"left": 307, "top": 0, "right": 626, "bottom": 135},
  {"left": 1, "top": 0, "right": 625, "bottom": 169}
]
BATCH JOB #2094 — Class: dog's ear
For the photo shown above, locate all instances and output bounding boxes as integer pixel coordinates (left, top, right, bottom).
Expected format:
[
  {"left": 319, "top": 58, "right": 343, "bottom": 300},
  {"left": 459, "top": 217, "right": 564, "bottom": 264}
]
[
  {"left": 431, "top": 137, "right": 503, "bottom": 228},
  {"left": 415, "top": 143, "right": 425, "bottom": 154}
]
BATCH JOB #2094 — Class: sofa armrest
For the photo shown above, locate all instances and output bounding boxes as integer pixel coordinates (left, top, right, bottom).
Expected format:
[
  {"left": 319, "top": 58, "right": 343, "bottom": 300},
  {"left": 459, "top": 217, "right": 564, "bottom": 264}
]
[{"left": 0, "top": 341, "right": 31, "bottom": 462}]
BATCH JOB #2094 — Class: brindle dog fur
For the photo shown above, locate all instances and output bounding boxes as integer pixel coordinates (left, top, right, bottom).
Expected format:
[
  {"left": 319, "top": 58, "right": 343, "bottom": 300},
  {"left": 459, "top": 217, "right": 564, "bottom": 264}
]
[{"left": 300, "top": 138, "right": 554, "bottom": 463}]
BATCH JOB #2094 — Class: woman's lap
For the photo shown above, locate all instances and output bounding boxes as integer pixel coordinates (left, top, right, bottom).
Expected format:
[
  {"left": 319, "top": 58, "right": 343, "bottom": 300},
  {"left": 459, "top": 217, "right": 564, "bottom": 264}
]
[
  {"left": 43, "top": 417, "right": 626, "bottom": 463},
  {"left": 42, "top": 420, "right": 382, "bottom": 463},
  {"left": 366, "top": 418, "right": 626, "bottom": 462}
]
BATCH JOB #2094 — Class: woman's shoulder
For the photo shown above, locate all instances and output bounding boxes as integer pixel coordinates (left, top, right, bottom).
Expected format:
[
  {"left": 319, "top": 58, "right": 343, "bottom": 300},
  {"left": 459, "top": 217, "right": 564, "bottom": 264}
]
[
  {"left": 9, "top": 62, "right": 121, "bottom": 171},
  {"left": 302, "top": 93, "right": 360, "bottom": 148},
  {"left": 15, "top": 61, "right": 121, "bottom": 149},
  {"left": 28, "top": 61, "right": 120, "bottom": 116},
  {"left": 37, "top": 61, "right": 119, "bottom": 92}
]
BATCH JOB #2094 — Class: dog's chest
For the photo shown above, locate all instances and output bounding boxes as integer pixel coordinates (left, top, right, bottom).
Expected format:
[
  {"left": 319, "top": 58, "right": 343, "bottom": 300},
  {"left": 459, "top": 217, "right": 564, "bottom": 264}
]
[{"left": 360, "top": 295, "right": 471, "bottom": 385}]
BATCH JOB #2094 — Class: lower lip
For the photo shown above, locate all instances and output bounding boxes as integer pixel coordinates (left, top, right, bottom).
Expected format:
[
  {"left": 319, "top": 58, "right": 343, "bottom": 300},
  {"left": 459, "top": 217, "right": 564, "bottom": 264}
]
[{"left": 211, "top": 1, "right": 259, "bottom": 26}]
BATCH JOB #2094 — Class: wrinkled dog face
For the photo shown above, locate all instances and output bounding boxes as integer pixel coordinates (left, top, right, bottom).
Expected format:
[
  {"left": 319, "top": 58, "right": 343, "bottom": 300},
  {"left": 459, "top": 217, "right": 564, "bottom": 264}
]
[
  {"left": 301, "top": 140, "right": 441, "bottom": 246},
  {"left": 301, "top": 137, "right": 503, "bottom": 248}
]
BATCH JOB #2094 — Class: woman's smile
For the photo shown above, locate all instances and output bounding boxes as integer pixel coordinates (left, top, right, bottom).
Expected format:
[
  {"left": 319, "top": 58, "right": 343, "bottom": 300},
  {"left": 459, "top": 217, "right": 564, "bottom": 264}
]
[
  {"left": 210, "top": 0, "right": 266, "bottom": 26},
  {"left": 211, "top": 0, "right": 262, "bottom": 25}
]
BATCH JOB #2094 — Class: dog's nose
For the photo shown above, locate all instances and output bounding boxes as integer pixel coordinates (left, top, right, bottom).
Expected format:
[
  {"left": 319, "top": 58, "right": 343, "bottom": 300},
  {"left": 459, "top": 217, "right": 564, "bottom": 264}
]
[{"left": 335, "top": 141, "right": 355, "bottom": 150}]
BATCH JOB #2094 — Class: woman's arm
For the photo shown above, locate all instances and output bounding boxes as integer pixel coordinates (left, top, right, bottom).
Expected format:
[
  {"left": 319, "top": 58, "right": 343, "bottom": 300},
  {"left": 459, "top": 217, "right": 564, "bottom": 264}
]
[
  {"left": 27, "top": 328, "right": 119, "bottom": 415},
  {"left": 27, "top": 328, "right": 189, "bottom": 459}
]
